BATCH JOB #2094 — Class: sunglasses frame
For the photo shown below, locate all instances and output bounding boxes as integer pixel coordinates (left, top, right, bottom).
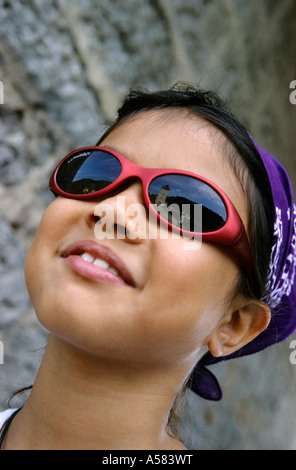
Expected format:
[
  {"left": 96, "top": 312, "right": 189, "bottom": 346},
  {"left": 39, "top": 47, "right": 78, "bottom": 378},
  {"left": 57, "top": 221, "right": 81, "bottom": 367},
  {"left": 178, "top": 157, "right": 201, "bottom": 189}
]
[{"left": 49, "top": 146, "right": 254, "bottom": 281}]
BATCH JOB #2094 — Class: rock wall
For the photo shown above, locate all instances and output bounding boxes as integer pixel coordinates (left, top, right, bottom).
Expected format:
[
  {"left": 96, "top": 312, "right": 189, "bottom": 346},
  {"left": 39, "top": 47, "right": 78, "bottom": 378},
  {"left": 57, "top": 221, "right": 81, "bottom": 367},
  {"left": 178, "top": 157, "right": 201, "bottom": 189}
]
[{"left": 0, "top": 0, "right": 295, "bottom": 449}]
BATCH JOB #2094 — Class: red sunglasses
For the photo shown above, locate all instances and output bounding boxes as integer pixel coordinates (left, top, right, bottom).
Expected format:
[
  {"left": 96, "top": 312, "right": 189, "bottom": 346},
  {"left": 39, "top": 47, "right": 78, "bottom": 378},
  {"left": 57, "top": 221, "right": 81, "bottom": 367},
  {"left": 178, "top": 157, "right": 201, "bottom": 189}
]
[{"left": 49, "top": 146, "right": 254, "bottom": 281}]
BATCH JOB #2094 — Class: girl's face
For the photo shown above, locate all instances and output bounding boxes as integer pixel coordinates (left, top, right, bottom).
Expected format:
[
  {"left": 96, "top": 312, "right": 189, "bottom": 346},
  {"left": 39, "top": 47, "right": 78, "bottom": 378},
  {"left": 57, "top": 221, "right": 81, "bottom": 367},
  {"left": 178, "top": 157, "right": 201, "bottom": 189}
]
[{"left": 25, "top": 110, "right": 249, "bottom": 371}]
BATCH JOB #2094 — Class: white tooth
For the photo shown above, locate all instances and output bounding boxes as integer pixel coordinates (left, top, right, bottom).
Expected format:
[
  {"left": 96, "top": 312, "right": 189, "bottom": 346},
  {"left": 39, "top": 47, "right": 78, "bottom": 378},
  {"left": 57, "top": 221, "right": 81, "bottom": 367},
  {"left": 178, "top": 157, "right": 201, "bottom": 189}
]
[
  {"left": 81, "top": 253, "right": 94, "bottom": 263},
  {"left": 108, "top": 267, "right": 119, "bottom": 276},
  {"left": 93, "top": 258, "right": 109, "bottom": 270}
]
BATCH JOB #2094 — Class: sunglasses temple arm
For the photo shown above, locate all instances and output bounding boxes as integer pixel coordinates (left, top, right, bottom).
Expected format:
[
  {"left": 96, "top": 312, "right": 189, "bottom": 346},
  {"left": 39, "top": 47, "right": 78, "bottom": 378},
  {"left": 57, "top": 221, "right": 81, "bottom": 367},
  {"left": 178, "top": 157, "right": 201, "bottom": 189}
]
[{"left": 228, "top": 229, "right": 254, "bottom": 287}]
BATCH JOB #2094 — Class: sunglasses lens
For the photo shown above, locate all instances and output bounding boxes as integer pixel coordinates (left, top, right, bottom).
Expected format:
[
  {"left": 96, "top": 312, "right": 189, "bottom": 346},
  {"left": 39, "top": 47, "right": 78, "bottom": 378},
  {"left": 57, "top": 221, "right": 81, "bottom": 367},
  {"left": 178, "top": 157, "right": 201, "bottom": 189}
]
[
  {"left": 56, "top": 149, "right": 122, "bottom": 194},
  {"left": 148, "top": 174, "right": 227, "bottom": 232}
]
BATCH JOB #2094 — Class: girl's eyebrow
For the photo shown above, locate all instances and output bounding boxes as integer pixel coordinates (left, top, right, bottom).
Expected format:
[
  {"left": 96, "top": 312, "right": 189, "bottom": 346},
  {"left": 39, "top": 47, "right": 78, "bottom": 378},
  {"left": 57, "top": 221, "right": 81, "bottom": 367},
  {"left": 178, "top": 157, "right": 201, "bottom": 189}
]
[{"left": 100, "top": 145, "right": 137, "bottom": 164}]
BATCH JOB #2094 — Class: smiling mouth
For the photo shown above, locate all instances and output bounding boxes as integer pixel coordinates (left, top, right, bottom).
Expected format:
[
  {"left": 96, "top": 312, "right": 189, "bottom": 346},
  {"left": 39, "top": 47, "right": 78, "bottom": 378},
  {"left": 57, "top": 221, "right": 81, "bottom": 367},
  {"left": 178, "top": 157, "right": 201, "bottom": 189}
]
[
  {"left": 80, "top": 252, "right": 121, "bottom": 276},
  {"left": 60, "top": 241, "right": 135, "bottom": 288}
]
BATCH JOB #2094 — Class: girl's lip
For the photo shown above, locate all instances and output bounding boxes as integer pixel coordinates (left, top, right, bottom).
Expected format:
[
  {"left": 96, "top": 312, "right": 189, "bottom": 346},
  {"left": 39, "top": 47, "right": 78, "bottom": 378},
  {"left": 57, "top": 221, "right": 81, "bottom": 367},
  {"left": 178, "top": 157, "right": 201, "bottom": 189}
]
[
  {"left": 60, "top": 240, "right": 136, "bottom": 287},
  {"left": 64, "top": 255, "right": 127, "bottom": 286}
]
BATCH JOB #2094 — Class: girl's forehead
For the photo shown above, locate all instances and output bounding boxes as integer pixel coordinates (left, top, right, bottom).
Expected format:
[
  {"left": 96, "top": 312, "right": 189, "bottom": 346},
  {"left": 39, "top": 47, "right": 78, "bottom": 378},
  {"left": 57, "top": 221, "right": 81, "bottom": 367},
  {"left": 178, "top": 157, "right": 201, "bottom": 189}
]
[{"left": 103, "top": 109, "right": 231, "bottom": 172}]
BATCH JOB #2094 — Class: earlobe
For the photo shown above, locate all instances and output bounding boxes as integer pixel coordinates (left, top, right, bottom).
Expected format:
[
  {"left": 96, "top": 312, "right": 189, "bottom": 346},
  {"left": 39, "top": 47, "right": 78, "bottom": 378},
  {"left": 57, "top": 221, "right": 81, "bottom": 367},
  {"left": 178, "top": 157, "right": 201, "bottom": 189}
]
[{"left": 208, "top": 300, "right": 271, "bottom": 358}]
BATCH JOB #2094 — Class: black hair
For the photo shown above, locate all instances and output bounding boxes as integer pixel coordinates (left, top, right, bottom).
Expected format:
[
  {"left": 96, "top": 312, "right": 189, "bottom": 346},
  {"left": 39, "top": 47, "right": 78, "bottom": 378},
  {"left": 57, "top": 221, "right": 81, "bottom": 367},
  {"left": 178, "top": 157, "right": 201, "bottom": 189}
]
[{"left": 97, "top": 83, "right": 274, "bottom": 302}]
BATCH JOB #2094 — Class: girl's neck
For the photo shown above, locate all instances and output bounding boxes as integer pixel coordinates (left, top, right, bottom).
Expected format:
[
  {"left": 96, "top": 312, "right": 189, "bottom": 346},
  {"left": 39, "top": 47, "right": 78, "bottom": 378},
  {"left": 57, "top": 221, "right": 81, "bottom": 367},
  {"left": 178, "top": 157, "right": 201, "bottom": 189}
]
[{"left": 5, "top": 335, "right": 187, "bottom": 450}]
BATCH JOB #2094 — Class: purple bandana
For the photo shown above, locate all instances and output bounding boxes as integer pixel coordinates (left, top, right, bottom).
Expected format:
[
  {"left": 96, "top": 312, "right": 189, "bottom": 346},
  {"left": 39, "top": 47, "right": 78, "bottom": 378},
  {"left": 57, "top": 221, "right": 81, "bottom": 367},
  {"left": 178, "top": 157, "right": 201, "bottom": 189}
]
[{"left": 191, "top": 141, "right": 296, "bottom": 401}]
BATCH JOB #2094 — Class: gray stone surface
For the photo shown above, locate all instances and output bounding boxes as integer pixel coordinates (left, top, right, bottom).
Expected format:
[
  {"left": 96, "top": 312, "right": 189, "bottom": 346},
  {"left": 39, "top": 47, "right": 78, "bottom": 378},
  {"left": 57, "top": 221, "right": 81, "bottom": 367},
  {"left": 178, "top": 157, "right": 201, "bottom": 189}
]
[{"left": 0, "top": 0, "right": 295, "bottom": 449}]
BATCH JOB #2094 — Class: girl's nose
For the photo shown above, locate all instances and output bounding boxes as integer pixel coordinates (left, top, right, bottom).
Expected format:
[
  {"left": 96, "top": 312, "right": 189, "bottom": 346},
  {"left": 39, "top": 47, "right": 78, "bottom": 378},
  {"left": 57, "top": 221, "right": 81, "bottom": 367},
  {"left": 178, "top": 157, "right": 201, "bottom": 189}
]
[{"left": 86, "top": 181, "right": 149, "bottom": 243}]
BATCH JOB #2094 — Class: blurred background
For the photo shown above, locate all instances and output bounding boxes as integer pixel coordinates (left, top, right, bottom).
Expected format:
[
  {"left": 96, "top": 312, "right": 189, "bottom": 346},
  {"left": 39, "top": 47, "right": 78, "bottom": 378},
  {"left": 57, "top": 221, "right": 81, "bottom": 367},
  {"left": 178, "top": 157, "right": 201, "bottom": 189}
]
[{"left": 0, "top": 0, "right": 295, "bottom": 450}]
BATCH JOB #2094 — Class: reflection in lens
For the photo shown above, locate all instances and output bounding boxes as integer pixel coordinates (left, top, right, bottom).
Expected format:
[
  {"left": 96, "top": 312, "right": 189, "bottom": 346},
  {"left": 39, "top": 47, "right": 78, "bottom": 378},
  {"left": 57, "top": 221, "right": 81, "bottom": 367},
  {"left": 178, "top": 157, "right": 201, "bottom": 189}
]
[
  {"left": 57, "top": 150, "right": 122, "bottom": 194},
  {"left": 148, "top": 174, "right": 227, "bottom": 232}
]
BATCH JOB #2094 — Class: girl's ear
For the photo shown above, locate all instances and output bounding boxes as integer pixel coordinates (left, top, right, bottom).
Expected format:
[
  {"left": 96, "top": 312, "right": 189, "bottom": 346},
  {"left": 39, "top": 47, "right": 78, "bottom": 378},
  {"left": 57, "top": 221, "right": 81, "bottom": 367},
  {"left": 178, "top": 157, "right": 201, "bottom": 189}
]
[{"left": 207, "top": 300, "right": 271, "bottom": 357}]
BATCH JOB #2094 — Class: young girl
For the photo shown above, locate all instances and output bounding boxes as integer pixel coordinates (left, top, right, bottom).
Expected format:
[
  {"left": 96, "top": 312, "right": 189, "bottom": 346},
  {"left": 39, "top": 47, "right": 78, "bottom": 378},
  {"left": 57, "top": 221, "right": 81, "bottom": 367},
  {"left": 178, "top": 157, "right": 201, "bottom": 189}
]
[{"left": 0, "top": 85, "right": 295, "bottom": 450}]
